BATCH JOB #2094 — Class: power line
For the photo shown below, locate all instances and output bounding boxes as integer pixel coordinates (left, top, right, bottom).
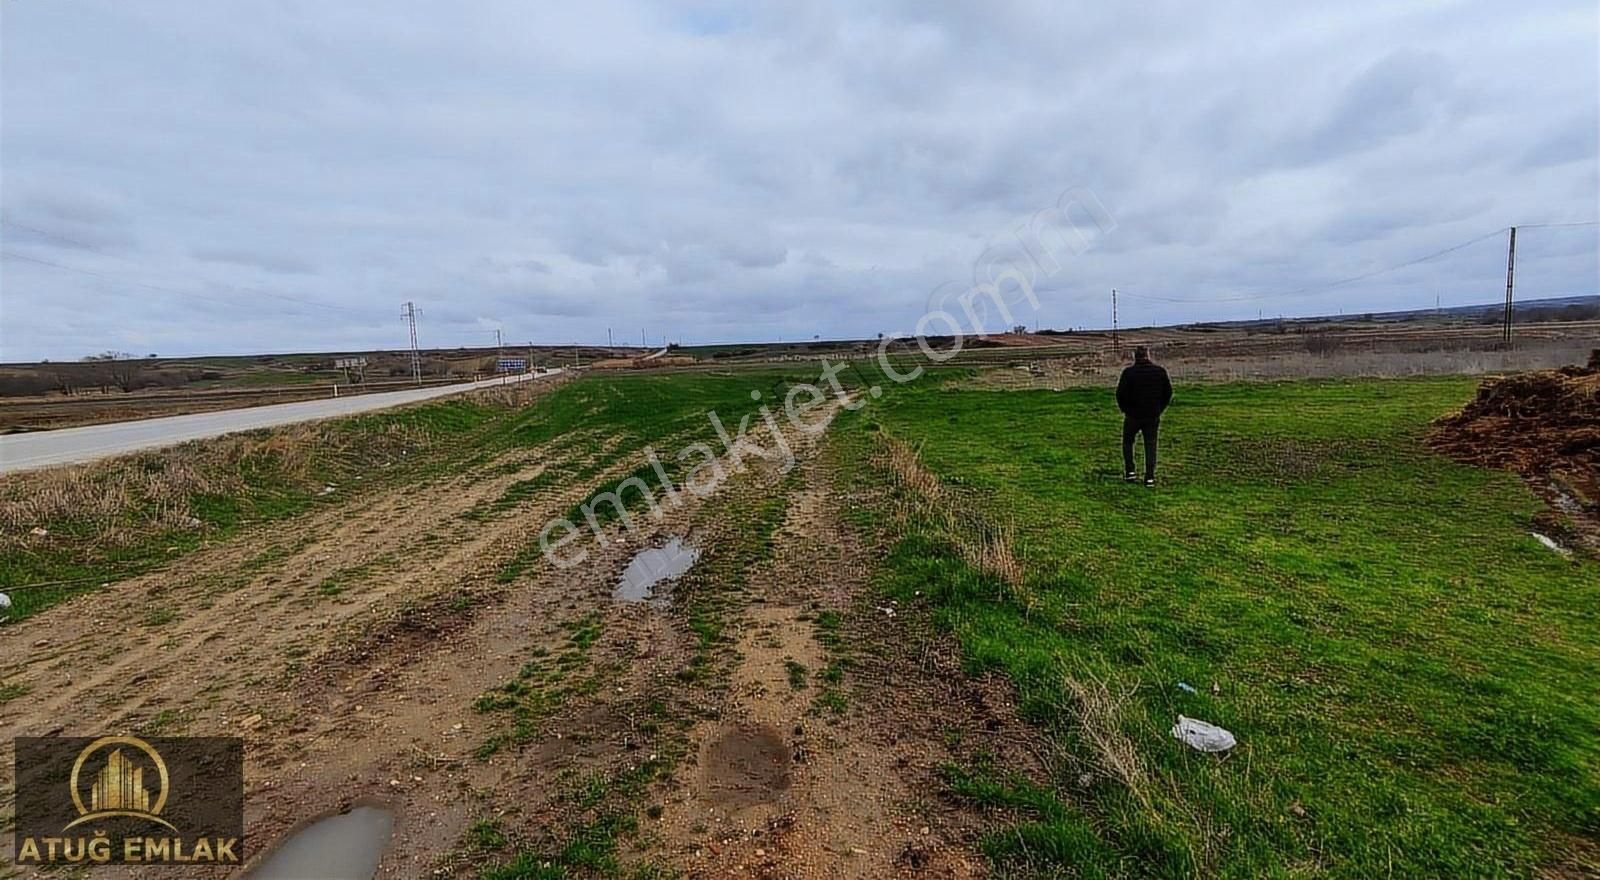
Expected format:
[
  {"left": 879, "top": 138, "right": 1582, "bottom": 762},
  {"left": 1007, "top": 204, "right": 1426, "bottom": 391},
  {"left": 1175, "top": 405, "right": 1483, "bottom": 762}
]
[
  {"left": 1117, "top": 227, "right": 1518, "bottom": 305},
  {"left": 2, "top": 250, "right": 255, "bottom": 309},
  {"left": 1, "top": 220, "right": 365, "bottom": 315},
  {"left": 1513, "top": 220, "right": 1600, "bottom": 230}
]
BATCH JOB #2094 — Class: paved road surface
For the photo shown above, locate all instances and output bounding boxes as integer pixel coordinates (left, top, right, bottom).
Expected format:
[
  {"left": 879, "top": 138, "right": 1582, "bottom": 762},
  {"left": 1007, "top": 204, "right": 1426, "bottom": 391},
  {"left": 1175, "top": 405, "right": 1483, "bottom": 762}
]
[{"left": 0, "top": 371, "right": 563, "bottom": 475}]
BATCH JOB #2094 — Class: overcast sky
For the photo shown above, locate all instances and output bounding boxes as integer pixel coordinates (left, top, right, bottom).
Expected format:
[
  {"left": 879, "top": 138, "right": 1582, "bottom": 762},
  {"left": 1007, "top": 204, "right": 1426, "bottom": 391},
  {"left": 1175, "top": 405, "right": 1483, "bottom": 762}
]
[{"left": 2, "top": 1, "right": 1596, "bottom": 361}]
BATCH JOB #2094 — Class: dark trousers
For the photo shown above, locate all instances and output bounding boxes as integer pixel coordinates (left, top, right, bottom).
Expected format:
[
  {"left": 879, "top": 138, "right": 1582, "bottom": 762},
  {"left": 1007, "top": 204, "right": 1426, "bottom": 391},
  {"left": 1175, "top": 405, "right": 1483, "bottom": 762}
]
[{"left": 1122, "top": 416, "right": 1159, "bottom": 479}]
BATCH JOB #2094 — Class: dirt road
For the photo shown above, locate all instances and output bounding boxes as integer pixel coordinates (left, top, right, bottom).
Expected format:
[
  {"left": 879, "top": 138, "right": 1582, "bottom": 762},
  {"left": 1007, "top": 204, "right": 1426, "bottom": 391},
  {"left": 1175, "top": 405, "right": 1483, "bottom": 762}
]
[{"left": 0, "top": 397, "right": 1034, "bottom": 878}]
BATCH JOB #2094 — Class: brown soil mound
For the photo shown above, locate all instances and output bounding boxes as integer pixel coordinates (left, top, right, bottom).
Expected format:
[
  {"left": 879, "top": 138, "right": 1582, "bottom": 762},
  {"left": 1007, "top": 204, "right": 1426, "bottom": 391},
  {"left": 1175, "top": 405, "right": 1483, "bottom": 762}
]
[{"left": 1428, "top": 357, "right": 1600, "bottom": 509}]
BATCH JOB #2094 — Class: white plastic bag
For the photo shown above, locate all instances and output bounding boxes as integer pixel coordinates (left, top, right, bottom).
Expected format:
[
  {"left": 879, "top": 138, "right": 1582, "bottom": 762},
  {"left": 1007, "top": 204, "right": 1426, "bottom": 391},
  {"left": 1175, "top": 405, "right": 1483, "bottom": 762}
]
[{"left": 1171, "top": 715, "right": 1236, "bottom": 752}]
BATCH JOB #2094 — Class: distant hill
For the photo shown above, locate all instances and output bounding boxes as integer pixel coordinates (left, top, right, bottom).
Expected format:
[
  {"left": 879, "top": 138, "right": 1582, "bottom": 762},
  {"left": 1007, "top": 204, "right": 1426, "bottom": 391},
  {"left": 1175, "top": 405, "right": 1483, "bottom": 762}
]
[{"left": 1165, "top": 295, "right": 1599, "bottom": 333}]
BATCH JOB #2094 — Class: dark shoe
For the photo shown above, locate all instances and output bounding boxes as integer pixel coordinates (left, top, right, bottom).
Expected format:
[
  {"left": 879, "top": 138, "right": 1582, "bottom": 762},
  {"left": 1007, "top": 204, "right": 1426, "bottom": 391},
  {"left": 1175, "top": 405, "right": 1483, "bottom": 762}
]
[
  {"left": 1123, "top": 472, "right": 1138, "bottom": 483},
  {"left": 1144, "top": 477, "right": 1156, "bottom": 488}
]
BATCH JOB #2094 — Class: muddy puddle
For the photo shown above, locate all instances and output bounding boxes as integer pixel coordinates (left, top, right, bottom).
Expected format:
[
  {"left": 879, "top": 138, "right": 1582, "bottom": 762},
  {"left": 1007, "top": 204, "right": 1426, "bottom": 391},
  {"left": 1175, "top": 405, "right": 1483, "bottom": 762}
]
[
  {"left": 614, "top": 536, "right": 699, "bottom": 606},
  {"left": 245, "top": 804, "right": 393, "bottom": 880},
  {"left": 702, "top": 723, "right": 792, "bottom": 808}
]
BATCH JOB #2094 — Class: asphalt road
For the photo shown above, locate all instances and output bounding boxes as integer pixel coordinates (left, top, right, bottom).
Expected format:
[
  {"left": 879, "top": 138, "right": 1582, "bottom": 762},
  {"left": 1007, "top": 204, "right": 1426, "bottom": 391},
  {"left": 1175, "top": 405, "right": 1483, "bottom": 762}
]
[{"left": 0, "top": 370, "right": 562, "bottom": 475}]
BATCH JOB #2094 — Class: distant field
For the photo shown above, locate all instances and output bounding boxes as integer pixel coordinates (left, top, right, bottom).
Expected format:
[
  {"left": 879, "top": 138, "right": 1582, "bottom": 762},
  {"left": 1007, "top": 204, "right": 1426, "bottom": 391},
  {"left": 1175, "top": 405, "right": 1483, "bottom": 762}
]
[
  {"left": 834, "top": 375, "right": 1598, "bottom": 877},
  {"left": 2, "top": 314, "right": 1594, "bottom": 432}
]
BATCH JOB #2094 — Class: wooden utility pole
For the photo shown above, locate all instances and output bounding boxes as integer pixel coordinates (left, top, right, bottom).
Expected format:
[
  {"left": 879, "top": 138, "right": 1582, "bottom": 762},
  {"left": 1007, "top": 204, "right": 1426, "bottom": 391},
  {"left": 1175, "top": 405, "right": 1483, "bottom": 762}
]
[
  {"left": 1111, "top": 288, "right": 1120, "bottom": 355},
  {"left": 1502, "top": 226, "right": 1517, "bottom": 344}
]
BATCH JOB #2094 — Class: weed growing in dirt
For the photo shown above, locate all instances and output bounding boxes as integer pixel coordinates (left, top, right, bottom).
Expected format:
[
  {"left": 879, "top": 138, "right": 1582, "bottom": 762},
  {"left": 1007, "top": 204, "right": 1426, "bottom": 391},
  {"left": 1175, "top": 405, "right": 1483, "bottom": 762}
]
[
  {"left": 784, "top": 660, "right": 808, "bottom": 690},
  {"left": 467, "top": 818, "right": 508, "bottom": 851},
  {"left": 472, "top": 703, "right": 686, "bottom": 879},
  {"left": 834, "top": 375, "right": 1600, "bottom": 878},
  {"left": 474, "top": 612, "right": 606, "bottom": 760},
  {"left": 803, "top": 607, "right": 854, "bottom": 716},
  {"left": 140, "top": 606, "right": 177, "bottom": 627}
]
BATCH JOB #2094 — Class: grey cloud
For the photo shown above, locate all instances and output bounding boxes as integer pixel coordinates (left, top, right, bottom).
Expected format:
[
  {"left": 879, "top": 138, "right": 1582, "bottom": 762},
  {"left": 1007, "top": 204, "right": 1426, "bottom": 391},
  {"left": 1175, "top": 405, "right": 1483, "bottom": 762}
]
[
  {"left": 0, "top": 0, "right": 1595, "bottom": 360},
  {"left": 191, "top": 246, "right": 315, "bottom": 275}
]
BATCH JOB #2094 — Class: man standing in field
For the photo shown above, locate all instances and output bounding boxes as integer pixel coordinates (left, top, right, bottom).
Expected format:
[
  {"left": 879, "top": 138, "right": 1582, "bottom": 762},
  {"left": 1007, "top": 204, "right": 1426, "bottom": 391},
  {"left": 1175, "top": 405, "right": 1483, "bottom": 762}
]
[{"left": 1116, "top": 346, "right": 1173, "bottom": 487}]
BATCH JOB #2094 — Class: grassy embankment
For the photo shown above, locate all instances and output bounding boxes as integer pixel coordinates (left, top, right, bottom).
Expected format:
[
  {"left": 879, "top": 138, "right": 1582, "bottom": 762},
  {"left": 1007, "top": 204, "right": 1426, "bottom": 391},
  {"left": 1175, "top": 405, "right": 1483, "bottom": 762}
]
[
  {"left": 0, "top": 368, "right": 851, "bottom": 622},
  {"left": 832, "top": 374, "right": 1598, "bottom": 878},
  {"left": 0, "top": 392, "right": 532, "bottom": 621}
]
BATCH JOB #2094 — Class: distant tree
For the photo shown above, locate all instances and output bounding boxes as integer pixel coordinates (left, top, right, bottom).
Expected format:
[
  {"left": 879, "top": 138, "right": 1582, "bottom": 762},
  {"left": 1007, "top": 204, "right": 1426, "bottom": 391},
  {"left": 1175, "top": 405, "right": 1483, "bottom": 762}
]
[{"left": 80, "top": 351, "right": 151, "bottom": 392}]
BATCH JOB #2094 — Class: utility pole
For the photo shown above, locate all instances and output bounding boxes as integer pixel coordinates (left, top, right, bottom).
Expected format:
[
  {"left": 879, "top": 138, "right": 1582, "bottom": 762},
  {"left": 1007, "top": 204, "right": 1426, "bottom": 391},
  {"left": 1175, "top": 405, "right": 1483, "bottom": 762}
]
[
  {"left": 641, "top": 328, "right": 646, "bottom": 349},
  {"left": 402, "top": 301, "right": 422, "bottom": 385},
  {"left": 1111, "top": 288, "right": 1120, "bottom": 356},
  {"left": 607, "top": 327, "right": 614, "bottom": 355},
  {"left": 1502, "top": 226, "right": 1517, "bottom": 344}
]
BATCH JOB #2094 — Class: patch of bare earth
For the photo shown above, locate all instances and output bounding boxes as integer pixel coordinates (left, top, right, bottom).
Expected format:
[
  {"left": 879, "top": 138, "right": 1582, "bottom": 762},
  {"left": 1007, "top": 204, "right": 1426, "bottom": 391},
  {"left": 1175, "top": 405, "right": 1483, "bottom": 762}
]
[
  {"left": 1428, "top": 355, "right": 1600, "bottom": 555},
  {"left": 647, "top": 445, "right": 1045, "bottom": 879},
  {"left": 0, "top": 426, "right": 650, "bottom": 876},
  {"left": 1, "top": 394, "right": 1040, "bottom": 879}
]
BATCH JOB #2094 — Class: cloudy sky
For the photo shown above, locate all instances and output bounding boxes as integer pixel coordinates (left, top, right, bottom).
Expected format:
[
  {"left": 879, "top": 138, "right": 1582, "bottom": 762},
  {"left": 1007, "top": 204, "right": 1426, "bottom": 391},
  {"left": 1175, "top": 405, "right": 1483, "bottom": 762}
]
[{"left": 2, "top": 1, "right": 1596, "bottom": 361}]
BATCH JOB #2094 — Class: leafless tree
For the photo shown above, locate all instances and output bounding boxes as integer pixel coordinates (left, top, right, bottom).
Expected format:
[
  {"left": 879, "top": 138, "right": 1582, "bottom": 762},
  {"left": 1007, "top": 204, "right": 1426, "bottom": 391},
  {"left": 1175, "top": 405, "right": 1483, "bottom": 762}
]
[{"left": 81, "top": 351, "right": 152, "bottom": 392}]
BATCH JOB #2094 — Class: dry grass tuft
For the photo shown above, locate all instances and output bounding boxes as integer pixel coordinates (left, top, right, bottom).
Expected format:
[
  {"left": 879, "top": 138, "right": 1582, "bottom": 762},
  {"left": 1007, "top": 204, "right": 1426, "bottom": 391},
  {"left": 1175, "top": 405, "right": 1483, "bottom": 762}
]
[
  {"left": 1060, "top": 665, "right": 1217, "bottom": 869},
  {"left": 0, "top": 416, "right": 434, "bottom": 560},
  {"left": 1, "top": 451, "right": 237, "bottom": 551},
  {"left": 881, "top": 434, "right": 1031, "bottom": 603},
  {"left": 1061, "top": 669, "right": 1154, "bottom": 812}
]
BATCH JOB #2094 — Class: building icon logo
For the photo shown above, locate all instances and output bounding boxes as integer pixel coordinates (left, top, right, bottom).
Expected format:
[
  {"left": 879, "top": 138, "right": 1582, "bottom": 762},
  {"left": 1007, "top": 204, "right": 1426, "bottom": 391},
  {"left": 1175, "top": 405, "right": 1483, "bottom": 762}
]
[{"left": 64, "top": 735, "right": 176, "bottom": 832}]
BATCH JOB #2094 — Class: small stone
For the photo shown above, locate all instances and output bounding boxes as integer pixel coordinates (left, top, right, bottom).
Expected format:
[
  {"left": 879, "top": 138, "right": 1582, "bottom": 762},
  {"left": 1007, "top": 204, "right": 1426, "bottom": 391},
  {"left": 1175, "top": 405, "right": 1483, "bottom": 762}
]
[
  {"left": 238, "top": 714, "right": 264, "bottom": 730},
  {"left": 29, "top": 527, "right": 48, "bottom": 537}
]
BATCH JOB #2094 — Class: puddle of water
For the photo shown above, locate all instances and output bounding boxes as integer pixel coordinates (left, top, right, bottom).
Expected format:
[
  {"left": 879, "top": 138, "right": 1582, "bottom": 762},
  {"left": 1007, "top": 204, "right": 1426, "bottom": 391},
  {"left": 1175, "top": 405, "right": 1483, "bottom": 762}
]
[
  {"left": 614, "top": 537, "right": 699, "bottom": 606},
  {"left": 245, "top": 805, "right": 393, "bottom": 880}
]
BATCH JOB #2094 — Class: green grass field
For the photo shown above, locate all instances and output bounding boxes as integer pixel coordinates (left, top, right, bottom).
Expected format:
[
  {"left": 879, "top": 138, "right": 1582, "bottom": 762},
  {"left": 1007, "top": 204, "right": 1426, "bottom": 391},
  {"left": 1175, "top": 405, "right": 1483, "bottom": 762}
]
[
  {"left": 4, "top": 365, "right": 1594, "bottom": 877},
  {"left": 834, "top": 374, "right": 1598, "bottom": 878}
]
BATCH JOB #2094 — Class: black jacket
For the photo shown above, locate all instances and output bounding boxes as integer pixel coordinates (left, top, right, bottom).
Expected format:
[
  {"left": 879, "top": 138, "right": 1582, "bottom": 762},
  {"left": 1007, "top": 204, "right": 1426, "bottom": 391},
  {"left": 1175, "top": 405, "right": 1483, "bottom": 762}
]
[{"left": 1116, "top": 361, "right": 1173, "bottom": 420}]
